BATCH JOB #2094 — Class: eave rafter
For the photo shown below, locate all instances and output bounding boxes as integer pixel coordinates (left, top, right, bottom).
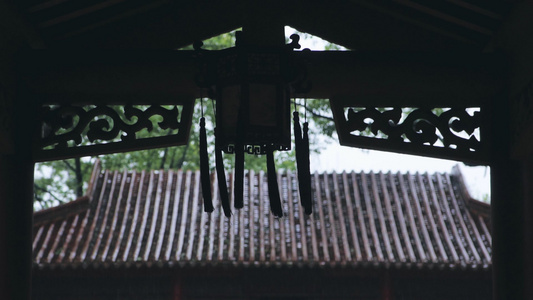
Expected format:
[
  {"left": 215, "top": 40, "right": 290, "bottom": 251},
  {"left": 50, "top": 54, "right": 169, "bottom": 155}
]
[
  {"left": 23, "top": 0, "right": 245, "bottom": 49},
  {"left": 22, "top": 50, "right": 503, "bottom": 163}
]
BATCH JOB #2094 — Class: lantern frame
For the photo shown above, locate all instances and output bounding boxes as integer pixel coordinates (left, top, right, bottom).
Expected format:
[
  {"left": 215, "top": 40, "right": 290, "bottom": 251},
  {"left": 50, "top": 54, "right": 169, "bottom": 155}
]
[{"left": 196, "top": 33, "right": 307, "bottom": 155}]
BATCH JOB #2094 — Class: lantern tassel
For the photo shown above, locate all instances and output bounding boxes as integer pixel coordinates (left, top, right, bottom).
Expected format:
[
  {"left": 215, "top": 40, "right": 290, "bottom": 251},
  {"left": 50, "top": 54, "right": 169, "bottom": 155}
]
[
  {"left": 301, "top": 122, "right": 312, "bottom": 214},
  {"left": 267, "top": 148, "right": 283, "bottom": 217},
  {"left": 294, "top": 112, "right": 312, "bottom": 215},
  {"left": 199, "top": 117, "right": 213, "bottom": 212},
  {"left": 215, "top": 129, "right": 231, "bottom": 217},
  {"left": 293, "top": 113, "right": 304, "bottom": 207},
  {"left": 233, "top": 87, "right": 247, "bottom": 210},
  {"left": 234, "top": 145, "right": 244, "bottom": 209}
]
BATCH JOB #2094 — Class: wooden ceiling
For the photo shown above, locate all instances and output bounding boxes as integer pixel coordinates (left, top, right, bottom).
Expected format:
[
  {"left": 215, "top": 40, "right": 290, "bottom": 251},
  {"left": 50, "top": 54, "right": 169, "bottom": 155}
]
[{"left": 15, "top": 0, "right": 510, "bottom": 50}]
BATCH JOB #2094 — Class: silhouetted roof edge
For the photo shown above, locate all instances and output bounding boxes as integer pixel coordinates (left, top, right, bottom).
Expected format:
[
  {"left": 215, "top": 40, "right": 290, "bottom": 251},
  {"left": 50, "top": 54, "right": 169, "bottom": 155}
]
[{"left": 451, "top": 165, "right": 490, "bottom": 219}]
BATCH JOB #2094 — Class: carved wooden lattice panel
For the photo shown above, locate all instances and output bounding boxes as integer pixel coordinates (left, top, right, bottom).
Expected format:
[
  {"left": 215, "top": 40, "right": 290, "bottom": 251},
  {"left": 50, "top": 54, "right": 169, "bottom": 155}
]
[
  {"left": 34, "top": 100, "right": 194, "bottom": 162},
  {"left": 330, "top": 96, "right": 488, "bottom": 164}
]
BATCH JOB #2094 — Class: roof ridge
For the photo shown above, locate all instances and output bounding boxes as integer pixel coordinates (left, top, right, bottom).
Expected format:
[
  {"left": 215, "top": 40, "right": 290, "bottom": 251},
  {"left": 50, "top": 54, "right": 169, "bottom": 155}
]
[
  {"left": 451, "top": 164, "right": 490, "bottom": 218},
  {"left": 33, "top": 195, "right": 90, "bottom": 226},
  {"left": 92, "top": 167, "right": 456, "bottom": 176},
  {"left": 86, "top": 158, "right": 102, "bottom": 200}
]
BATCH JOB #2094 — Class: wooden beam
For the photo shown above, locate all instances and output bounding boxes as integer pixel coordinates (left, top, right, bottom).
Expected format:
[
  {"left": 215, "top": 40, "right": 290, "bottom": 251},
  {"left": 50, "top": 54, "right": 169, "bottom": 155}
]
[
  {"left": 46, "top": 1, "right": 244, "bottom": 49},
  {"left": 34, "top": 0, "right": 504, "bottom": 50},
  {"left": 20, "top": 50, "right": 503, "bottom": 107},
  {"left": 20, "top": 51, "right": 198, "bottom": 104}
]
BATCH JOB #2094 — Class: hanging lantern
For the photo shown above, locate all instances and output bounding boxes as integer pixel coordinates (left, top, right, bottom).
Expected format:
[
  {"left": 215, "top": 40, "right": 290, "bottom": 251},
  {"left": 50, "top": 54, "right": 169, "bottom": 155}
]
[{"left": 195, "top": 32, "right": 312, "bottom": 217}]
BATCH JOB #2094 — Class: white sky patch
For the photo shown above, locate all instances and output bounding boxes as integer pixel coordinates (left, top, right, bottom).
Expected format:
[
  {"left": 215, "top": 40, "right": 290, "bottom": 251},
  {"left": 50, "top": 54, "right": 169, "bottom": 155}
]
[{"left": 285, "top": 26, "right": 347, "bottom": 51}]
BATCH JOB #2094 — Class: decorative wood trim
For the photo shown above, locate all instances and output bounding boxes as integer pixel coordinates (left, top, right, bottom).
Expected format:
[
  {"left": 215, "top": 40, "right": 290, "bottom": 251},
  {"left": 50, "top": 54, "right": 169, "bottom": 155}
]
[
  {"left": 34, "top": 100, "right": 194, "bottom": 162},
  {"left": 330, "top": 96, "right": 489, "bottom": 164}
]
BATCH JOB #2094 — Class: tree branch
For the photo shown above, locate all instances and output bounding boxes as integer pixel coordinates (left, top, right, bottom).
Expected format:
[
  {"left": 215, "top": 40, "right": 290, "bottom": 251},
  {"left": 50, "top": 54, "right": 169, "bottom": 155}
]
[
  {"left": 160, "top": 148, "right": 168, "bottom": 169},
  {"left": 62, "top": 160, "right": 76, "bottom": 172},
  {"left": 74, "top": 157, "right": 83, "bottom": 197},
  {"left": 34, "top": 184, "right": 65, "bottom": 203},
  {"left": 176, "top": 143, "right": 190, "bottom": 169},
  {"left": 290, "top": 100, "right": 334, "bottom": 121}
]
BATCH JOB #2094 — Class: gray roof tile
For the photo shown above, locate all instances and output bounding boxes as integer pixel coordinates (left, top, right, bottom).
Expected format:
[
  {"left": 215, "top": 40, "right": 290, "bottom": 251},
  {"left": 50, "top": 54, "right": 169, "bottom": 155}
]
[{"left": 33, "top": 162, "right": 491, "bottom": 270}]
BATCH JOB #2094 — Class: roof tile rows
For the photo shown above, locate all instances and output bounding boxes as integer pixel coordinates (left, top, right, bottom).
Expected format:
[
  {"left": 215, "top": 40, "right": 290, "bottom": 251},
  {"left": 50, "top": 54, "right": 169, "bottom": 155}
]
[{"left": 33, "top": 163, "right": 491, "bottom": 270}]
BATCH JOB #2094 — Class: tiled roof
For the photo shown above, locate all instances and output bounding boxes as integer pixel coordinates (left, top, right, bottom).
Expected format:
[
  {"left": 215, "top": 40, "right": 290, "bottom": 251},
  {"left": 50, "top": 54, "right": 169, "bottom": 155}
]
[{"left": 33, "top": 162, "right": 491, "bottom": 271}]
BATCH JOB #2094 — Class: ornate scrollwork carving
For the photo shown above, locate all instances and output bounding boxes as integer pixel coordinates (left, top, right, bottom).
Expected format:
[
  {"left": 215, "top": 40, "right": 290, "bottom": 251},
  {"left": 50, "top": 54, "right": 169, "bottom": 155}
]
[
  {"left": 330, "top": 97, "right": 487, "bottom": 163},
  {"left": 345, "top": 107, "right": 480, "bottom": 151},
  {"left": 36, "top": 103, "right": 193, "bottom": 161}
]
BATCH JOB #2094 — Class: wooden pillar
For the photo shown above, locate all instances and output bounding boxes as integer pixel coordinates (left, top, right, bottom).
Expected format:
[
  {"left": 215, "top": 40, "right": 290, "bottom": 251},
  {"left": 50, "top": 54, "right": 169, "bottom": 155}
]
[
  {"left": 488, "top": 2, "right": 533, "bottom": 296},
  {"left": 491, "top": 159, "right": 524, "bottom": 299},
  {"left": 173, "top": 275, "right": 183, "bottom": 300},
  {"left": 380, "top": 269, "right": 393, "bottom": 300},
  {"left": 0, "top": 87, "right": 35, "bottom": 299},
  {"left": 490, "top": 91, "right": 525, "bottom": 299},
  {"left": 0, "top": 2, "right": 44, "bottom": 297},
  {"left": 524, "top": 157, "right": 533, "bottom": 299},
  {"left": 0, "top": 152, "right": 34, "bottom": 300}
]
